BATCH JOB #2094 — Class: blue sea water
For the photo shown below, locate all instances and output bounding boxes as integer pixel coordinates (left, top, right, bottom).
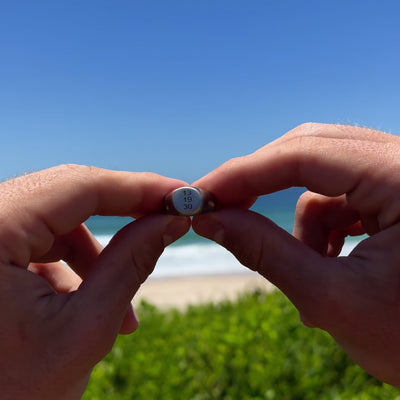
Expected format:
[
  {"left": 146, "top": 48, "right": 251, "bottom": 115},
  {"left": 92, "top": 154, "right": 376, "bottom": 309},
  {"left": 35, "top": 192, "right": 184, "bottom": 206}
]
[{"left": 85, "top": 188, "right": 362, "bottom": 280}]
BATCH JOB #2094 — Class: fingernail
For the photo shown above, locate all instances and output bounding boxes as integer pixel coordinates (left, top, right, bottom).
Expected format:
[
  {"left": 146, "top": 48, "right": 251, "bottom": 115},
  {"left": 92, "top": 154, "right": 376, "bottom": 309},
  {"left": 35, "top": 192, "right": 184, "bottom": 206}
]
[{"left": 163, "top": 216, "right": 191, "bottom": 246}]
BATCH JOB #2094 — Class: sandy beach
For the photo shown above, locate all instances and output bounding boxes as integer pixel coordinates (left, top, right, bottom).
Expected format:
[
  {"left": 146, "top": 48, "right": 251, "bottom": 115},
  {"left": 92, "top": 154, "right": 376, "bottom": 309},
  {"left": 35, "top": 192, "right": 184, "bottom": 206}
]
[{"left": 133, "top": 272, "right": 275, "bottom": 310}]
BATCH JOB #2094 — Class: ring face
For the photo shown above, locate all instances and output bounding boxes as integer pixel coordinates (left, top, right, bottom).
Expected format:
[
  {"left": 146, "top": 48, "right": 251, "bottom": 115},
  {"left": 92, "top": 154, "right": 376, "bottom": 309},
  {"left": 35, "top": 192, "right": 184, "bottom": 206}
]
[
  {"left": 172, "top": 187, "right": 203, "bottom": 216},
  {"left": 163, "top": 186, "right": 216, "bottom": 216}
]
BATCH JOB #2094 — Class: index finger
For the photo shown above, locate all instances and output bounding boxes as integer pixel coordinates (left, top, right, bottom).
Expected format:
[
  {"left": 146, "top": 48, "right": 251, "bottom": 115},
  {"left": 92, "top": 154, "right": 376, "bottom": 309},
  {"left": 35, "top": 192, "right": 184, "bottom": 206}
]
[
  {"left": 0, "top": 165, "right": 187, "bottom": 265},
  {"left": 194, "top": 123, "right": 400, "bottom": 208}
]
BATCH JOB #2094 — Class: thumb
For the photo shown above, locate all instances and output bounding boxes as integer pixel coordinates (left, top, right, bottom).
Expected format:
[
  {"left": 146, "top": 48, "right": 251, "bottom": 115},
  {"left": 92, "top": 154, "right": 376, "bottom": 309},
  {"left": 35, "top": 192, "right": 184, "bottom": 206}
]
[
  {"left": 192, "top": 209, "right": 330, "bottom": 320},
  {"left": 69, "top": 214, "right": 190, "bottom": 361}
]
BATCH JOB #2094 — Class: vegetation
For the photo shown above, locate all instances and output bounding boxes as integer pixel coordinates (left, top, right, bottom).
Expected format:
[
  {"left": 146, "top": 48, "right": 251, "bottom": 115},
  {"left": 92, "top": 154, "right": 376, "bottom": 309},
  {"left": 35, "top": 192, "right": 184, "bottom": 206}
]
[{"left": 84, "top": 290, "right": 399, "bottom": 399}]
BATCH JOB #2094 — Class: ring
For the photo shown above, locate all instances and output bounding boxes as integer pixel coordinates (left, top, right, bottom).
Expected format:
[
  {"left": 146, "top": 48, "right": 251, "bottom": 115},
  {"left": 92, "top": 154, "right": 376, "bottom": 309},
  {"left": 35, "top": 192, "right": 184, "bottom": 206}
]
[{"left": 163, "top": 186, "right": 216, "bottom": 216}]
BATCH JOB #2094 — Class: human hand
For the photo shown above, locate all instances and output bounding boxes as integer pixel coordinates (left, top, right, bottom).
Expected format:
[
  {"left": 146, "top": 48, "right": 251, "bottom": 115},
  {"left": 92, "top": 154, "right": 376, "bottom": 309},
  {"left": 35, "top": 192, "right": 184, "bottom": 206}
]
[
  {"left": 0, "top": 165, "right": 190, "bottom": 400},
  {"left": 192, "top": 123, "right": 400, "bottom": 387}
]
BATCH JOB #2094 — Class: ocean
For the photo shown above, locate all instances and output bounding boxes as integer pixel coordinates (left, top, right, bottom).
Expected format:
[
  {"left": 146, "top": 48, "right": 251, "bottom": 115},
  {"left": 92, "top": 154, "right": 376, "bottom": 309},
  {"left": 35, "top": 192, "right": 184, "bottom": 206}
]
[{"left": 85, "top": 188, "right": 362, "bottom": 280}]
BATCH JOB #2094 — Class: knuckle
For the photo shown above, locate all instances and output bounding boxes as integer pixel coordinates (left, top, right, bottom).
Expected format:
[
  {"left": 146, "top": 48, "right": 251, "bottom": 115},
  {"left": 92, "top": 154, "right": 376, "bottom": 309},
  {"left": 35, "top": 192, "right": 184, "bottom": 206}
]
[
  {"left": 51, "top": 164, "right": 101, "bottom": 179},
  {"left": 297, "top": 121, "right": 323, "bottom": 132},
  {"left": 295, "top": 191, "right": 325, "bottom": 219},
  {"left": 289, "top": 122, "right": 325, "bottom": 137},
  {"left": 221, "top": 156, "right": 245, "bottom": 172},
  {"left": 296, "top": 191, "right": 319, "bottom": 207}
]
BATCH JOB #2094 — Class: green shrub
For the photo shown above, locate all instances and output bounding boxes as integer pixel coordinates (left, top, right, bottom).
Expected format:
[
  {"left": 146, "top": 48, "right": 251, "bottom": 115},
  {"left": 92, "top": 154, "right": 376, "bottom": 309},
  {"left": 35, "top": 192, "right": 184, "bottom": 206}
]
[{"left": 83, "top": 290, "right": 399, "bottom": 400}]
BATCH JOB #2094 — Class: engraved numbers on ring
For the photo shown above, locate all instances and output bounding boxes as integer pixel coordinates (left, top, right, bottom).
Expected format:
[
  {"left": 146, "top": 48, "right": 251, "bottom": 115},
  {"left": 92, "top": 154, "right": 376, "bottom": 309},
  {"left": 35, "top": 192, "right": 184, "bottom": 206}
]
[{"left": 183, "top": 189, "right": 193, "bottom": 211}]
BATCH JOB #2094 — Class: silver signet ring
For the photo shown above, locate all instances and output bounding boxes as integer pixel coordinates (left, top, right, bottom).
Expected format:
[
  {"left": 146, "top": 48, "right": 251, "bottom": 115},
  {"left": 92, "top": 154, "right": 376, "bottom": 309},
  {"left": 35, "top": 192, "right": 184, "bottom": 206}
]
[{"left": 163, "top": 186, "right": 216, "bottom": 216}]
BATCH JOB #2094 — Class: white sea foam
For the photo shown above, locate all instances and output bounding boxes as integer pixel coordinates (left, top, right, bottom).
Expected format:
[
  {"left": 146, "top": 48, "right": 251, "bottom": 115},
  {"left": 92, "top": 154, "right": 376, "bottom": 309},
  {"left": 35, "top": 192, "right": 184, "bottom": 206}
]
[
  {"left": 154, "top": 243, "right": 249, "bottom": 279},
  {"left": 96, "top": 235, "right": 248, "bottom": 278},
  {"left": 340, "top": 241, "right": 359, "bottom": 256},
  {"left": 96, "top": 234, "right": 362, "bottom": 280}
]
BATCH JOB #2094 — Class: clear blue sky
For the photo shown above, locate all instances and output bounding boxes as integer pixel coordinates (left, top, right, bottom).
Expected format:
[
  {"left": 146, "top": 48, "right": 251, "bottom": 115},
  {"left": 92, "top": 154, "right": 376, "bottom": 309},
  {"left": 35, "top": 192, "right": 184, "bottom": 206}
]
[{"left": 1, "top": 1, "right": 399, "bottom": 183}]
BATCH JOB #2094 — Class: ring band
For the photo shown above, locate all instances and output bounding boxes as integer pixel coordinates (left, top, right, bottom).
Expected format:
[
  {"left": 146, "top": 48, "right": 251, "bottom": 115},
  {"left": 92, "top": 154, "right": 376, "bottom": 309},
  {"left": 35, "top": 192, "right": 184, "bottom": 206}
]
[{"left": 163, "top": 186, "right": 216, "bottom": 216}]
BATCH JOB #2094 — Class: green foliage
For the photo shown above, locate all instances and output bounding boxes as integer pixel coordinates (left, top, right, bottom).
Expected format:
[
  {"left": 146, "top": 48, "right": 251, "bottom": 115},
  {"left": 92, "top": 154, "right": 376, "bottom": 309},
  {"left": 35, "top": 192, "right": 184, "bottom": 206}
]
[{"left": 83, "top": 290, "right": 399, "bottom": 400}]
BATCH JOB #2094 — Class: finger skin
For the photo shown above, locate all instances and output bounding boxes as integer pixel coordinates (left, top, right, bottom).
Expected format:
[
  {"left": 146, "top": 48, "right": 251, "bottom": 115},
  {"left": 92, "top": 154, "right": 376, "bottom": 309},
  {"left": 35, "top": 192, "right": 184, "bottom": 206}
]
[
  {"left": 69, "top": 214, "right": 191, "bottom": 371},
  {"left": 193, "top": 123, "right": 400, "bottom": 387},
  {"left": 293, "top": 192, "right": 363, "bottom": 256},
  {"left": 30, "top": 224, "right": 141, "bottom": 334},
  {"left": 193, "top": 209, "right": 400, "bottom": 387},
  {"left": 33, "top": 223, "right": 103, "bottom": 278},
  {"left": 76, "top": 214, "right": 191, "bottom": 336},
  {"left": 193, "top": 209, "right": 327, "bottom": 316},
  {"left": 0, "top": 213, "right": 190, "bottom": 400},
  {"left": 0, "top": 165, "right": 191, "bottom": 399},
  {"left": 0, "top": 165, "right": 187, "bottom": 267},
  {"left": 28, "top": 261, "right": 82, "bottom": 293},
  {"left": 194, "top": 123, "right": 400, "bottom": 231}
]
